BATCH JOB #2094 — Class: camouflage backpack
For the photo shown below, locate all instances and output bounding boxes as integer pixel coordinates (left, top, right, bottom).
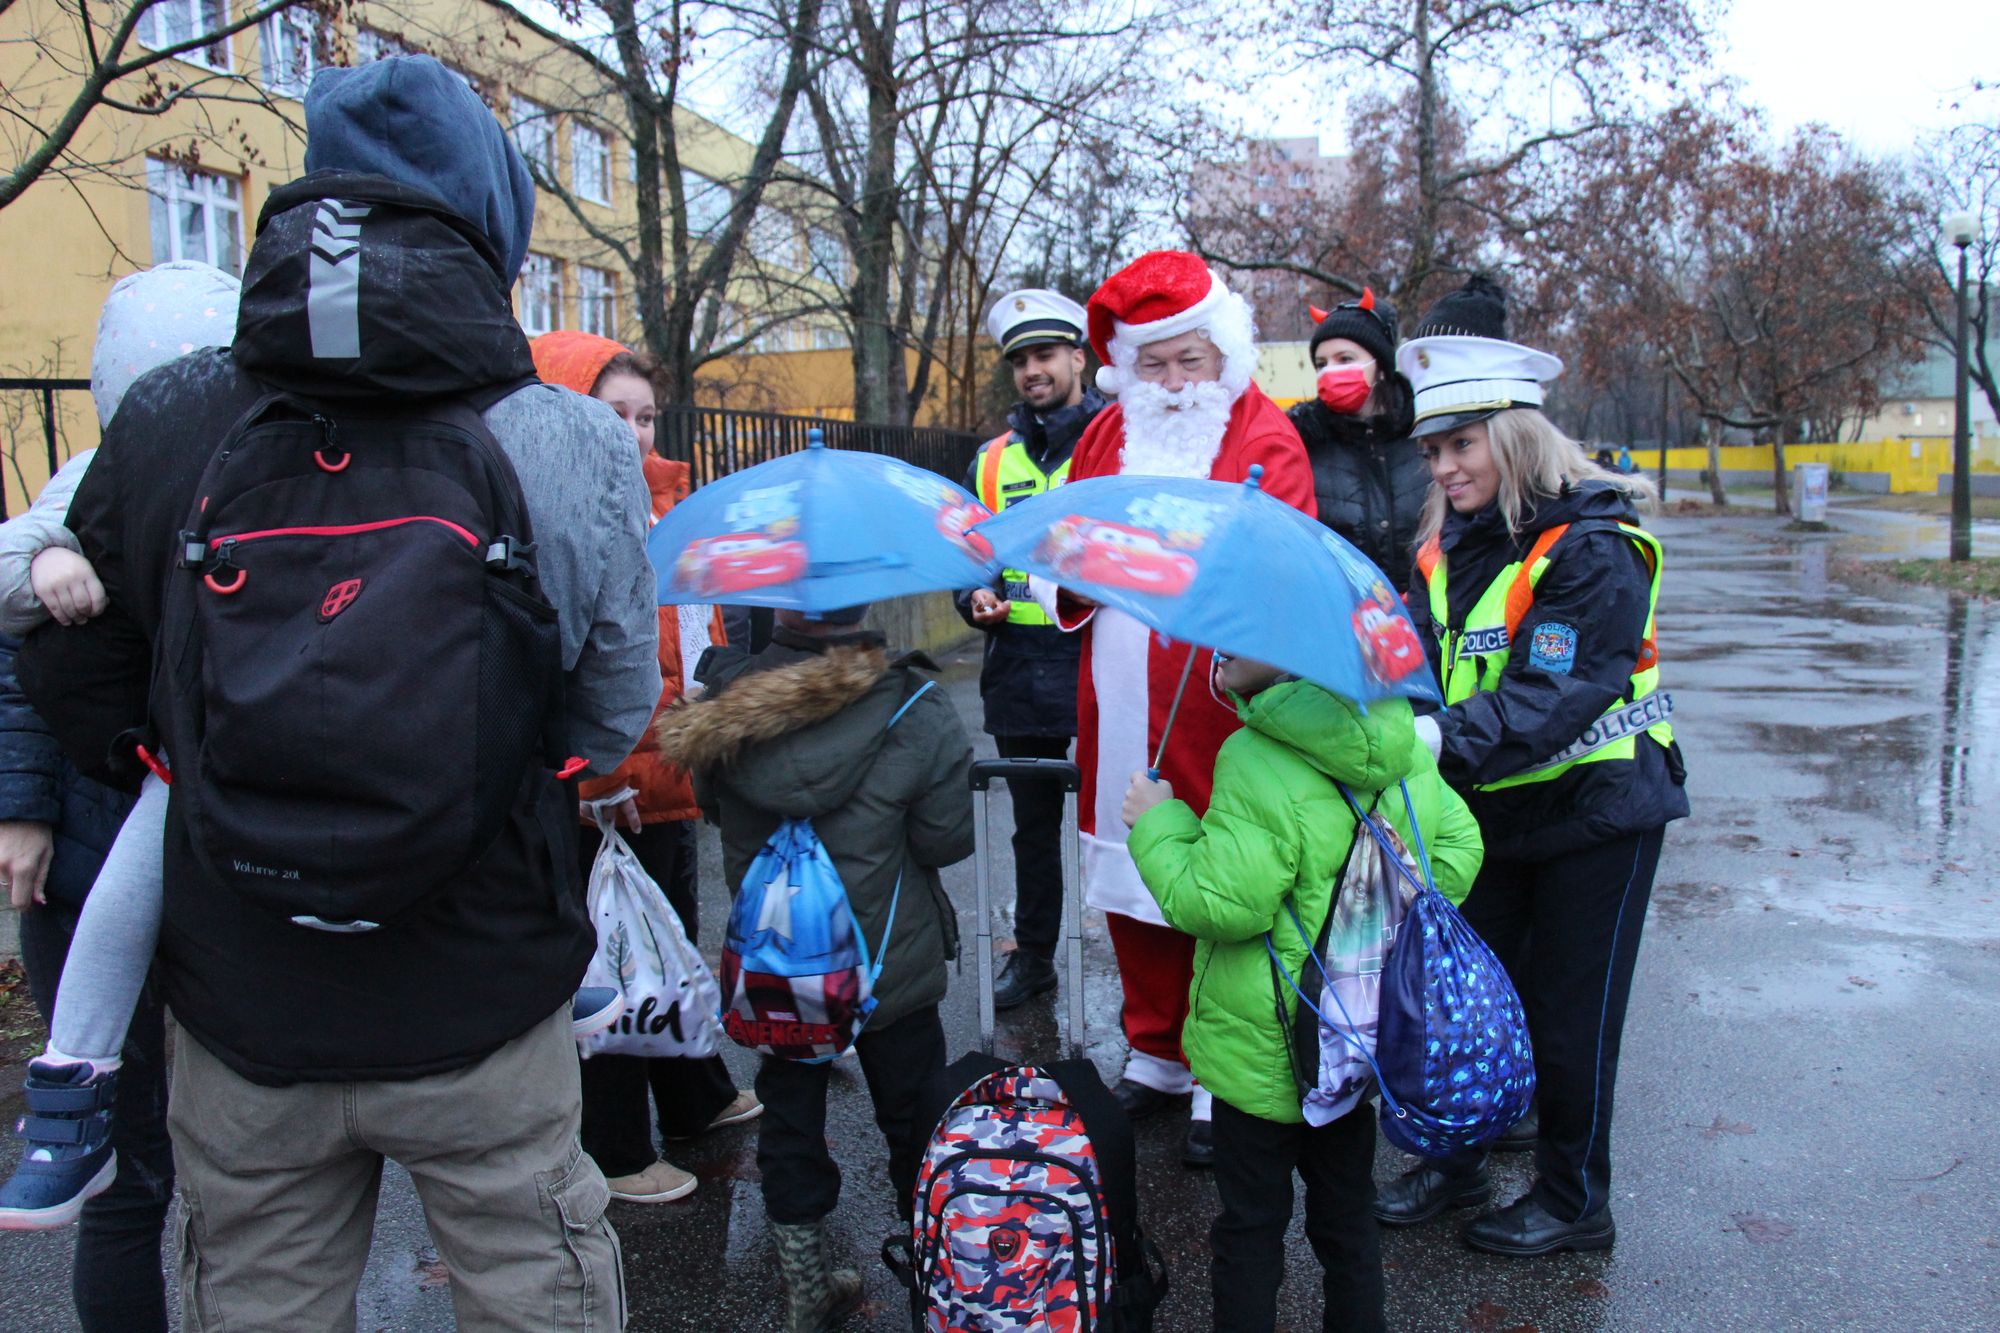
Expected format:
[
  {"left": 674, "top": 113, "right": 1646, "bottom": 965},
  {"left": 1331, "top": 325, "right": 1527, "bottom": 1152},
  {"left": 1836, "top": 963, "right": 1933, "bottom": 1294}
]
[{"left": 885, "top": 1054, "right": 1166, "bottom": 1332}]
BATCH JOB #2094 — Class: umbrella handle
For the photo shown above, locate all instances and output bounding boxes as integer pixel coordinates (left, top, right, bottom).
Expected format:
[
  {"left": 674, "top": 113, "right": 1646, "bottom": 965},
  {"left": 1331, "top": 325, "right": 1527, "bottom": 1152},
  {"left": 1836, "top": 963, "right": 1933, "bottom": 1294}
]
[{"left": 1148, "top": 644, "right": 1201, "bottom": 779}]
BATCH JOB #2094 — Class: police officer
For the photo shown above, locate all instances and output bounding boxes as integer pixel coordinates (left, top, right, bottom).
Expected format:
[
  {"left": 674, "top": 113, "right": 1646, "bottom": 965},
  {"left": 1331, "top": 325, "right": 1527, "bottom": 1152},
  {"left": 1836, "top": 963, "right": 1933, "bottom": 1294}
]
[
  {"left": 1372, "top": 277, "right": 1690, "bottom": 1258},
  {"left": 956, "top": 288, "right": 1106, "bottom": 1010}
]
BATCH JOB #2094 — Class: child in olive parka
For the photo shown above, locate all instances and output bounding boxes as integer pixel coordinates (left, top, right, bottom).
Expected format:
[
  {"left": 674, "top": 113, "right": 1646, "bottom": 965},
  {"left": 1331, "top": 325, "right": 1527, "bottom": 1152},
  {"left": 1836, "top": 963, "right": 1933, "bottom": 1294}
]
[{"left": 1121, "top": 656, "right": 1482, "bottom": 1332}]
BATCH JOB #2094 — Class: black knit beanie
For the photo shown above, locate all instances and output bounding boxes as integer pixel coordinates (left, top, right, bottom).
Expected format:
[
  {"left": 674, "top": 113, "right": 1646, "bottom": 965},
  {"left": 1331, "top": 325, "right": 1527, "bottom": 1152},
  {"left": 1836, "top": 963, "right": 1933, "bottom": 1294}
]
[
  {"left": 1413, "top": 274, "right": 1508, "bottom": 340},
  {"left": 1309, "top": 290, "right": 1399, "bottom": 368}
]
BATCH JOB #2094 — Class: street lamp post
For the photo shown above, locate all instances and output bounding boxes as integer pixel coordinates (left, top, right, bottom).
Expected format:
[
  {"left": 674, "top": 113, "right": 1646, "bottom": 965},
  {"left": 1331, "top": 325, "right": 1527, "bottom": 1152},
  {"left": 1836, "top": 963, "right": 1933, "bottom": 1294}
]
[{"left": 1945, "top": 211, "right": 1979, "bottom": 562}]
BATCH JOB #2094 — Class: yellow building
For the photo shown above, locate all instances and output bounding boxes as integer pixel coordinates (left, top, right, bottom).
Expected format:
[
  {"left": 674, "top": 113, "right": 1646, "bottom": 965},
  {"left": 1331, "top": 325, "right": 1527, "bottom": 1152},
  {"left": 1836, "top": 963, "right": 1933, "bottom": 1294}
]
[{"left": 0, "top": 0, "right": 846, "bottom": 511}]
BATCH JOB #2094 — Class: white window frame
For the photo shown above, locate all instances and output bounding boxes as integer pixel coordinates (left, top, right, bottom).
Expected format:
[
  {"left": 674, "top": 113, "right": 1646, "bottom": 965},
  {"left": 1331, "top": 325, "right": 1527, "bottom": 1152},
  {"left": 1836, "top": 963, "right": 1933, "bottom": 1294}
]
[
  {"left": 682, "top": 170, "right": 729, "bottom": 238},
  {"left": 572, "top": 123, "right": 611, "bottom": 205},
  {"left": 260, "top": 8, "right": 323, "bottom": 98},
  {"left": 137, "top": 0, "right": 233, "bottom": 71},
  {"left": 146, "top": 158, "right": 244, "bottom": 274},
  {"left": 807, "top": 226, "right": 845, "bottom": 279},
  {"left": 577, "top": 265, "right": 618, "bottom": 338},
  {"left": 517, "top": 253, "right": 563, "bottom": 337},
  {"left": 353, "top": 26, "right": 412, "bottom": 63},
  {"left": 510, "top": 95, "right": 557, "bottom": 181}
]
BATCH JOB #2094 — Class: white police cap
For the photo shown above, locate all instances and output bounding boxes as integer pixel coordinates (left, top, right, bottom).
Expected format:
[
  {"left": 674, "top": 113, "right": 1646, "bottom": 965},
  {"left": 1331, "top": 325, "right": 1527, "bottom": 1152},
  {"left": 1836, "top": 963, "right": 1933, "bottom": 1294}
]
[
  {"left": 987, "top": 288, "right": 1087, "bottom": 356},
  {"left": 1397, "top": 335, "right": 1565, "bottom": 436}
]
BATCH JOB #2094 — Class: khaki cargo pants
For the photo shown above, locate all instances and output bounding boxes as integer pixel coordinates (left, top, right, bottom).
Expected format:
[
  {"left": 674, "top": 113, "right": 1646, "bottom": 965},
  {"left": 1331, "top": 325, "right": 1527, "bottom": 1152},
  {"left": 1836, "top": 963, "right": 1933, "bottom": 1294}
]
[{"left": 169, "top": 1007, "right": 626, "bottom": 1331}]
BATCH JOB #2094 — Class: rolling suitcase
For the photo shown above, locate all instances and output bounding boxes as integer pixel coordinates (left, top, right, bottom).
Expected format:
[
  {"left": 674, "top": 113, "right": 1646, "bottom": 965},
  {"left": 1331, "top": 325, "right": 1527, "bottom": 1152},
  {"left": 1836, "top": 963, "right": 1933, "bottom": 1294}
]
[{"left": 969, "top": 756, "right": 1083, "bottom": 1056}]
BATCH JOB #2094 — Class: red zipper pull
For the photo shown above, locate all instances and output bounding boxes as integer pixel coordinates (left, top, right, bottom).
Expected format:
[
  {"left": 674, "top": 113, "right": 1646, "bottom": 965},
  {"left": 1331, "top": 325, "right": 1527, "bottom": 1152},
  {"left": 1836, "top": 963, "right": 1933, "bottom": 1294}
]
[{"left": 135, "top": 745, "right": 173, "bottom": 786}]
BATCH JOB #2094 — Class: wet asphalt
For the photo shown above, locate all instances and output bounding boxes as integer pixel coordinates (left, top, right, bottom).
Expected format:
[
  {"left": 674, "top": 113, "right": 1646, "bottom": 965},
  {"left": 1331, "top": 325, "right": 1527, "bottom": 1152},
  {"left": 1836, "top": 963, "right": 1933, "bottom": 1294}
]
[{"left": 4, "top": 500, "right": 1999, "bottom": 1331}]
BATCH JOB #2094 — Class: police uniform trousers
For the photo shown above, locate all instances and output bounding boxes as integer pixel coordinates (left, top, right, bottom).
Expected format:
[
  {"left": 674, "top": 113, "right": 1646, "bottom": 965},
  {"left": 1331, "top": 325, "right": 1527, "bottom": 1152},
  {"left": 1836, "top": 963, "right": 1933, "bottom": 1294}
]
[{"left": 1440, "top": 825, "right": 1665, "bottom": 1221}]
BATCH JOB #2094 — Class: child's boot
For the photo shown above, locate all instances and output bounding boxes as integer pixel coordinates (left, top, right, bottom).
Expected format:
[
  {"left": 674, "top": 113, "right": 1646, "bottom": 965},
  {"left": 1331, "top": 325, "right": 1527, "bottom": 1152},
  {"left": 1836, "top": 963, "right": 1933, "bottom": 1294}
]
[
  {"left": 0, "top": 1058, "right": 119, "bottom": 1230},
  {"left": 770, "top": 1219, "right": 862, "bottom": 1333}
]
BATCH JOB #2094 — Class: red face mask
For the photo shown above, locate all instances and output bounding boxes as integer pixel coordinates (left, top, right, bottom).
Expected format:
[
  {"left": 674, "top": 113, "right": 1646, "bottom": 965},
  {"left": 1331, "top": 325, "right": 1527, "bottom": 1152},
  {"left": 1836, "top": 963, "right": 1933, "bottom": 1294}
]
[{"left": 1316, "top": 363, "right": 1374, "bottom": 415}]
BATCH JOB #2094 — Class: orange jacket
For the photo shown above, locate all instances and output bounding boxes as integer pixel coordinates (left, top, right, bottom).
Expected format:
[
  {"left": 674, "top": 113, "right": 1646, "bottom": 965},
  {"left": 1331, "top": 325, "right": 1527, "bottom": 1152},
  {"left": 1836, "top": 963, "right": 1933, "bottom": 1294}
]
[{"left": 577, "top": 454, "right": 726, "bottom": 823}]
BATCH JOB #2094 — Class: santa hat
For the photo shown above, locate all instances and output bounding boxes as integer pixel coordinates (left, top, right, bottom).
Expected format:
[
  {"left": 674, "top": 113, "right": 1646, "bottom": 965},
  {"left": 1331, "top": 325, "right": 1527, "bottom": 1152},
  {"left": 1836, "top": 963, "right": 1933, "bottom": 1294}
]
[{"left": 1086, "top": 250, "right": 1257, "bottom": 397}]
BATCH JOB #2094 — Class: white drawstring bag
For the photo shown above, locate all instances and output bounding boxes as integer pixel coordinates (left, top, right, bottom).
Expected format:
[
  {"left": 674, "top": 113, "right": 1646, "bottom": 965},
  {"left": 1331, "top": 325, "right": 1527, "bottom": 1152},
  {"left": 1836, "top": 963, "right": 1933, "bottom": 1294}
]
[{"left": 578, "top": 800, "right": 722, "bottom": 1060}]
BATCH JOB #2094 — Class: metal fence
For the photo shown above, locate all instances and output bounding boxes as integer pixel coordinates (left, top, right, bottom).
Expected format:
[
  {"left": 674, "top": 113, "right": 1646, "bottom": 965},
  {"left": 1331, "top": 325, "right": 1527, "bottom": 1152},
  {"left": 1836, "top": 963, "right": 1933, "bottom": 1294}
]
[
  {"left": 657, "top": 405, "right": 984, "bottom": 489},
  {"left": 0, "top": 378, "right": 984, "bottom": 518},
  {"left": 0, "top": 377, "right": 92, "bottom": 518}
]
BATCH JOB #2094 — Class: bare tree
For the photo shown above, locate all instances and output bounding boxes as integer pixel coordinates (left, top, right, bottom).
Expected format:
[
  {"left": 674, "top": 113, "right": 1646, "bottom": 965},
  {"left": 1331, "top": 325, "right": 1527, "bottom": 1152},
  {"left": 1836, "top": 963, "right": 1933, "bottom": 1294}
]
[
  {"left": 373, "top": 0, "right": 830, "bottom": 403},
  {"left": 794, "top": 0, "right": 1197, "bottom": 426},
  {"left": 1, "top": 0, "right": 330, "bottom": 213},
  {"left": 1895, "top": 122, "right": 2000, "bottom": 424},
  {"left": 1189, "top": 0, "right": 1716, "bottom": 317}
]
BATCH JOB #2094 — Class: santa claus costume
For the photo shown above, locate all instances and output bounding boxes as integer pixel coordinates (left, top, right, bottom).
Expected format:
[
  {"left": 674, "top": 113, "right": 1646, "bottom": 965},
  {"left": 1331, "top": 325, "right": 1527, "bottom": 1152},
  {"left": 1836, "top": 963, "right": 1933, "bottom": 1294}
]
[{"left": 1041, "top": 251, "right": 1315, "bottom": 1137}]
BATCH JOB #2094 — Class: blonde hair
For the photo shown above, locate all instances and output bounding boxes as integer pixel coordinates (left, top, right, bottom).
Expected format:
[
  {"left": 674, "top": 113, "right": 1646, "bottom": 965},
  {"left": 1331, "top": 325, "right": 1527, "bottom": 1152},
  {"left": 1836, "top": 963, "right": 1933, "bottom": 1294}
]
[{"left": 1416, "top": 408, "right": 1657, "bottom": 546}]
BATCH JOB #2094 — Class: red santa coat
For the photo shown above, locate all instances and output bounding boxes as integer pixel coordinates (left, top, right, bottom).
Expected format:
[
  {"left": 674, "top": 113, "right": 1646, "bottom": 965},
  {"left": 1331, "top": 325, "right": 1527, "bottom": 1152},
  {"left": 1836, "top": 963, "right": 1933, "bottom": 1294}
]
[{"left": 1055, "top": 383, "right": 1315, "bottom": 924}]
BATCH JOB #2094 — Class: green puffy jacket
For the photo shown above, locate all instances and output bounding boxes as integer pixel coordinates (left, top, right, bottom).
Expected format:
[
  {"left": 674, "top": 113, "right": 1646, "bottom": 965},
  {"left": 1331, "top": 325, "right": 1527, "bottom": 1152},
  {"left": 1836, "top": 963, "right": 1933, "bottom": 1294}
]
[{"left": 1127, "top": 683, "right": 1483, "bottom": 1124}]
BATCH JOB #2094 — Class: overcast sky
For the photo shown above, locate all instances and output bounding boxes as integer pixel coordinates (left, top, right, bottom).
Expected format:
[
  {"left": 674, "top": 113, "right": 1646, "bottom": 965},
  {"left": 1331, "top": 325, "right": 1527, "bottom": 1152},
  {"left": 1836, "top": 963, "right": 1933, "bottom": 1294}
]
[{"left": 1247, "top": 0, "right": 2000, "bottom": 158}]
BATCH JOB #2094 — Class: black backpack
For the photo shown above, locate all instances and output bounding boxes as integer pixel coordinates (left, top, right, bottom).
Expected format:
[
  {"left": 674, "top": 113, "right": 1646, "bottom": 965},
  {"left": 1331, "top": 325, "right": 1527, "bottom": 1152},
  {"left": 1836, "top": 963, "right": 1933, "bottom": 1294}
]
[{"left": 158, "top": 389, "right": 566, "bottom": 931}]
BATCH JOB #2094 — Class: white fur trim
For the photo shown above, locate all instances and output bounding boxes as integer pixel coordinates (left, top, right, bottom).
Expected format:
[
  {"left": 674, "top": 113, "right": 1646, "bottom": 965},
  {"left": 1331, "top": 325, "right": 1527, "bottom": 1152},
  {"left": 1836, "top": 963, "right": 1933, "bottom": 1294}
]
[
  {"left": 1122, "top": 1049, "right": 1194, "bottom": 1093},
  {"left": 1082, "top": 609, "right": 1167, "bottom": 926}
]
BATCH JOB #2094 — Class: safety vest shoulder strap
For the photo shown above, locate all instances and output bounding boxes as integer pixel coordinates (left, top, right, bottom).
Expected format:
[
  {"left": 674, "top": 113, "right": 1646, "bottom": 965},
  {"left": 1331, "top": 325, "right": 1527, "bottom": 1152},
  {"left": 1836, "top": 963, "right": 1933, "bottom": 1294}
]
[
  {"left": 976, "top": 432, "right": 1013, "bottom": 511},
  {"left": 1415, "top": 534, "right": 1441, "bottom": 581},
  {"left": 1501, "top": 519, "right": 1663, "bottom": 669},
  {"left": 1501, "top": 525, "right": 1570, "bottom": 639}
]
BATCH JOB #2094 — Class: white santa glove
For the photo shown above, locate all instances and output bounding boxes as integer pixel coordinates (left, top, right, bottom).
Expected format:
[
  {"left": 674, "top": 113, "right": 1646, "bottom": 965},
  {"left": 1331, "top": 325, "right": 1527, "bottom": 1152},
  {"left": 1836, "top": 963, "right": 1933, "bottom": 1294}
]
[{"left": 1413, "top": 714, "right": 1443, "bottom": 762}]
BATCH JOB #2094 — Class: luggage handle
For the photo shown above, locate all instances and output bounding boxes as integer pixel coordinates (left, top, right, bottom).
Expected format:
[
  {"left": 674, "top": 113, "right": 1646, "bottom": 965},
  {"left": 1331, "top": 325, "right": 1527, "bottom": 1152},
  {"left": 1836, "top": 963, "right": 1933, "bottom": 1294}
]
[
  {"left": 970, "top": 758, "right": 1084, "bottom": 1059},
  {"left": 969, "top": 757, "right": 1080, "bottom": 792}
]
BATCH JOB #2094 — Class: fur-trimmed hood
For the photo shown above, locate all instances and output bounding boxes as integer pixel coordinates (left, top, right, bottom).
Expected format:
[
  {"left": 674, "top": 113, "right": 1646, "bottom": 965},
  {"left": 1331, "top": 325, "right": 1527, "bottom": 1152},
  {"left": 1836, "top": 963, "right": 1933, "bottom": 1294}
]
[{"left": 655, "top": 644, "right": 903, "bottom": 819}]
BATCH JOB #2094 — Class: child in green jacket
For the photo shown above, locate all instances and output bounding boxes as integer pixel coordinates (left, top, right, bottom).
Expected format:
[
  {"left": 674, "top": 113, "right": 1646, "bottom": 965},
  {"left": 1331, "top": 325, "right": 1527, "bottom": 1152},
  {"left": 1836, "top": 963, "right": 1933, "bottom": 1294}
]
[{"left": 1121, "top": 654, "right": 1482, "bottom": 1333}]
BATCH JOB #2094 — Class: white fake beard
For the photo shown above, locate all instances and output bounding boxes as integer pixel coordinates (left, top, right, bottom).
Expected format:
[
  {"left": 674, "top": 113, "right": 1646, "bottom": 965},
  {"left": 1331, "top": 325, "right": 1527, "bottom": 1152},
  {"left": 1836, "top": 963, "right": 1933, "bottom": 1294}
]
[{"left": 1117, "top": 379, "right": 1236, "bottom": 479}]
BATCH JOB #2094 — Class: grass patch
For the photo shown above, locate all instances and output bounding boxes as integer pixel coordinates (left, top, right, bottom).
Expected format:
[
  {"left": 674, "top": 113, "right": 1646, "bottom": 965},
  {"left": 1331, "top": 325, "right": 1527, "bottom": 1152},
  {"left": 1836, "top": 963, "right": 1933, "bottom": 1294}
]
[
  {"left": 1877, "top": 558, "right": 2000, "bottom": 598},
  {"left": 1833, "top": 492, "right": 2000, "bottom": 520}
]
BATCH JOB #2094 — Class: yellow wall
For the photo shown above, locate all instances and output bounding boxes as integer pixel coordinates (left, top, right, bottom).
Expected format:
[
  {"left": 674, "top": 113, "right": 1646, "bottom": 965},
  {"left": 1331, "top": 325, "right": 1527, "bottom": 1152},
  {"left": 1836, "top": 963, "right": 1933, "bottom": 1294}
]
[
  {"left": 0, "top": 0, "right": 838, "bottom": 512},
  {"left": 1657, "top": 439, "right": 2000, "bottom": 493}
]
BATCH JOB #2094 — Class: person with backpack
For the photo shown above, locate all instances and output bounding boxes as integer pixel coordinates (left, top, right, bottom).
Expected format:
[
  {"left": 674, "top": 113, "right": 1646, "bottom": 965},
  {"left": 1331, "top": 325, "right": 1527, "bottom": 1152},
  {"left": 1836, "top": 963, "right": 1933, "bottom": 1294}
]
[
  {"left": 656, "top": 605, "right": 973, "bottom": 1333},
  {"left": 530, "top": 329, "right": 762, "bottom": 1206},
  {"left": 13, "top": 57, "right": 658, "bottom": 1328},
  {"left": 1120, "top": 653, "right": 1483, "bottom": 1332},
  {"left": 1374, "top": 277, "right": 1690, "bottom": 1257}
]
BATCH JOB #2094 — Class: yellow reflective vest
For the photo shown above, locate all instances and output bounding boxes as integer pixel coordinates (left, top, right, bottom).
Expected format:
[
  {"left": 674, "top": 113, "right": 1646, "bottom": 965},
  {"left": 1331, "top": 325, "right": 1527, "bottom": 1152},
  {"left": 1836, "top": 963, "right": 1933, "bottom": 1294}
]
[
  {"left": 974, "top": 431, "right": 1071, "bottom": 626},
  {"left": 1415, "top": 521, "right": 1674, "bottom": 791}
]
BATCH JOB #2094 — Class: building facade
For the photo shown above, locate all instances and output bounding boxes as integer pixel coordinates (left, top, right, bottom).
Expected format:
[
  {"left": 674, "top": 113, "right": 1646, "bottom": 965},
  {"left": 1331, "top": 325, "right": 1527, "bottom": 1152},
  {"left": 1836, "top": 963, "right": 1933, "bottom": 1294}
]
[{"left": 0, "top": 0, "right": 847, "bottom": 508}]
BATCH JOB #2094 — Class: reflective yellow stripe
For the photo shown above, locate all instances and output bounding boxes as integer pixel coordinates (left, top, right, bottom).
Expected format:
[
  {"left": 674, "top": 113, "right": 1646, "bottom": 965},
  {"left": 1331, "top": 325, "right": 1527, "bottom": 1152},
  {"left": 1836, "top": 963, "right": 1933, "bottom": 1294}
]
[
  {"left": 985, "top": 437, "right": 1070, "bottom": 626},
  {"left": 1425, "top": 522, "right": 1671, "bottom": 789}
]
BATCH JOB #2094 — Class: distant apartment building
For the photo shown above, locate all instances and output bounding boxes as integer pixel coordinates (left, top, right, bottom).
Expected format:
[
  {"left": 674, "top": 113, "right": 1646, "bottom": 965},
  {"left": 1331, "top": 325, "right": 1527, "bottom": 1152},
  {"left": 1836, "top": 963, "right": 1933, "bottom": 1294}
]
[{"left": 1187, "top": 136, "right": 1349, "bottom": 343}]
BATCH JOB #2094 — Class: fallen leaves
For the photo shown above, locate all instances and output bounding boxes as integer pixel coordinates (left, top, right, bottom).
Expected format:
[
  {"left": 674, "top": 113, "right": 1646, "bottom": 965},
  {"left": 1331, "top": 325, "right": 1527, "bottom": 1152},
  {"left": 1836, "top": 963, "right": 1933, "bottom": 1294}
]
[
  {"left": 1727, "top": 1212, "right": 1795, "bottom": 1243},
  {"left": 1692, "top": 1116, "right": 1756, "bottom": 1140}
]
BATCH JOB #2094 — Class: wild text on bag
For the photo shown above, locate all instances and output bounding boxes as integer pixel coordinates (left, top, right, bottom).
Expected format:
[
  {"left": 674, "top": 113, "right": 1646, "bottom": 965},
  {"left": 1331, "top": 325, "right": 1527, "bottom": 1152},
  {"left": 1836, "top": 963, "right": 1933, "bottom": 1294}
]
[
  {"left": 162, "top": 390, "right": 564, "bottom": 931},
  {"left": 885, "top": 1054, "right": 1166, "bottom": 1333},
  {"left": 580, "top": 815, "right": 722, "bottom": 1059}
]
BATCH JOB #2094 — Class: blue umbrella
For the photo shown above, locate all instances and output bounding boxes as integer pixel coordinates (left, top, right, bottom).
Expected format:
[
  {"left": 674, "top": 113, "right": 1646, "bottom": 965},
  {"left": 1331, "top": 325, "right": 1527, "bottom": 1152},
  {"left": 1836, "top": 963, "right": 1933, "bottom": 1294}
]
[
  {"left": 971, "top": 466, "right": 1439, "bottom": 769},
  {"left": 648, "top": 429, "right": 999, "bottom": 610}
]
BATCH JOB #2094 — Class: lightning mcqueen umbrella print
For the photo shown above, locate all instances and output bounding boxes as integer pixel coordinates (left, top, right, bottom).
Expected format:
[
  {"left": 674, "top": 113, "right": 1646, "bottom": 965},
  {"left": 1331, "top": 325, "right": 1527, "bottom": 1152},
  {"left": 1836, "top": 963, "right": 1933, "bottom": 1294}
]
[
  {"left": 648, "top": 429, "right": 1000, "bottom": 611},
  {"left": 971, "top": 467, "right": 1440, "bottom": 762}
]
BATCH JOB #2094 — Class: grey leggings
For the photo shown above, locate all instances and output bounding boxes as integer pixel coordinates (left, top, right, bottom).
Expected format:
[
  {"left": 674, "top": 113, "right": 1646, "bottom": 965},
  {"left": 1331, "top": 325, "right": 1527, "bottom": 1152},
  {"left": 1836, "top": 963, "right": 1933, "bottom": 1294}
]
[{"left": 49, "top": 773, "right": 166, "bottom": 1065}]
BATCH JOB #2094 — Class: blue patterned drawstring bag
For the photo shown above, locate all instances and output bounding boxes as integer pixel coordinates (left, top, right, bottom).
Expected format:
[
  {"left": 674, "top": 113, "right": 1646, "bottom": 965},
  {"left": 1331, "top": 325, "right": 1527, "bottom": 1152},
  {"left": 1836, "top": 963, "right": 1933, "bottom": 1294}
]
[
  {"left": 1370, "top": 781, "right": 1535, "bottom": 1156},
  {"left": 1270, "top": 780, "right": 1535, "bottom": 1158}
]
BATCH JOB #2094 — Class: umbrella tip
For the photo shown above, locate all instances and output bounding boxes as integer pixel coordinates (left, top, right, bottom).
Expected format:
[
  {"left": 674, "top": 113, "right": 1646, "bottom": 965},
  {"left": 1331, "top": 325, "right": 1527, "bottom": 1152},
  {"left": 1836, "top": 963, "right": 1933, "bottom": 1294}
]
[
  {"left": 1245, "top": 464, "right": 1264, "bottom": 491},
  {"left": 807, "top": 427, "right": 825, "bottom": 449}
]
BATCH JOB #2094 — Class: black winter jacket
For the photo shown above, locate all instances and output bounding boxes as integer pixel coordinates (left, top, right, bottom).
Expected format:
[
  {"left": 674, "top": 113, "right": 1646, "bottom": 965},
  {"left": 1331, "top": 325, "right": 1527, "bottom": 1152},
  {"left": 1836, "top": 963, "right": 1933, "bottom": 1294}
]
[
  {"left": 952, "top": 392, "right": 1104, "bottom": 737},
  {"left": 18, "top": 173, "right": 599, "bottom": 1085},
  {"left": 1410, "top": 481, "right": 1689, "bottom": 860},
  {"left": 1288, "top": 375, "right": 1429, "bottom": 595},
  {"left": 0, "top": 636, "right": 135, "bottom": 910},
  {"left": 666, "top": 628, "right": 975, "bottom": 1029}
]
